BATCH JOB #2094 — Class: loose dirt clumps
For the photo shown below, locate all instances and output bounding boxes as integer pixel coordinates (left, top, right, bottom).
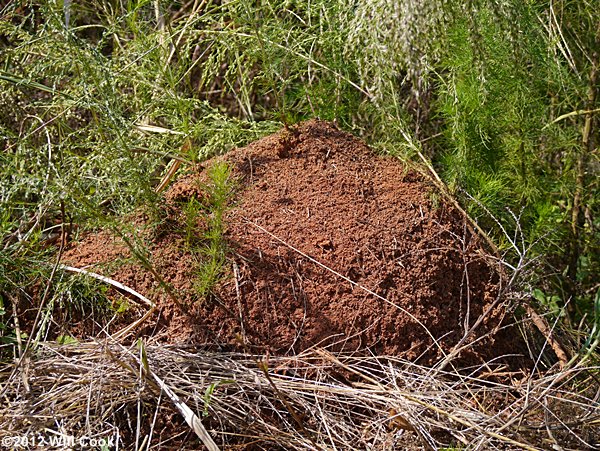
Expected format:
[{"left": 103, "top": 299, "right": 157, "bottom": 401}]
[{"left": 63, "top": 120, "right": 525, "bottom": 366}]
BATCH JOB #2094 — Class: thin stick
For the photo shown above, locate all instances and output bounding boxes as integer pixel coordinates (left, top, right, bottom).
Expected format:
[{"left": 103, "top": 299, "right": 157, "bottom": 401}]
[
  {"left": 232, "top": 261, "right": 247, "bottom": 343},
  {"left": 60, "top": 265, "right": 154, "bottom": 307},
  {"left": 61, "top": 265, "right": 157, "bottom": 341},
  {"left": 523, "top": 303, "right": 569, "bottom": 369},
  {"left": 123, "top": 341, "right": 220, "bottom": 451}
]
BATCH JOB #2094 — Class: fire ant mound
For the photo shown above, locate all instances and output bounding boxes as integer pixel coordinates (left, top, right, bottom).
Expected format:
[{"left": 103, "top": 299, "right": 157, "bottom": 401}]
[{"left": 64, "top": 120, "right": 527, "bottom": 367}]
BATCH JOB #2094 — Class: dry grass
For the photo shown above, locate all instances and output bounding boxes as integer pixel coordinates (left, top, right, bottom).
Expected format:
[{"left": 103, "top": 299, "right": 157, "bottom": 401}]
[{"left": 1, "top": 339, "right": 598, "bottom": 450}]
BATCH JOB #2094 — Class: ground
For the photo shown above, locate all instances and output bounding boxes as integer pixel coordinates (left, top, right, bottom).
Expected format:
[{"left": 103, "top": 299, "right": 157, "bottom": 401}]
[{"left": 62, "top": 120, "right": 527, "bottom": 368}]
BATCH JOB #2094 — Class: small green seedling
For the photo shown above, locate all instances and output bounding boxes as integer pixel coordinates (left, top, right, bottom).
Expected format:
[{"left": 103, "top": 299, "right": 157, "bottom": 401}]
[{"left": 194, "top": 161, "right": 236, "bottom": 300}]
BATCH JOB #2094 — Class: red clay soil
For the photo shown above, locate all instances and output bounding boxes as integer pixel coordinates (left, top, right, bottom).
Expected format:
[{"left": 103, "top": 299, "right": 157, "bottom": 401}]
[{"left": 62, "top": 120, "right": 526, "bottom": 366}]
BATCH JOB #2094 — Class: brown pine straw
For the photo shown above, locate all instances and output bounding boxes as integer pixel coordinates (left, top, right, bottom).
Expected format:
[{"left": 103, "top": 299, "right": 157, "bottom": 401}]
[{"left": 1, "top": 340, "right": 598, "bottom": 450}]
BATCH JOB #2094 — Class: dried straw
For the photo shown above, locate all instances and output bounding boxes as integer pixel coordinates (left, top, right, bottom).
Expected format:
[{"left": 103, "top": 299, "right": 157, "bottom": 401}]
[{"left": 1, "top": 340, "right": 598, "bottom": 450}]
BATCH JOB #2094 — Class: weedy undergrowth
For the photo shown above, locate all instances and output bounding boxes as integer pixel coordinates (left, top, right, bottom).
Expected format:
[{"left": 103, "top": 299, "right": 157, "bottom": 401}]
[{"left": 0, "top": 1, "right": 276, "bottom": 347}]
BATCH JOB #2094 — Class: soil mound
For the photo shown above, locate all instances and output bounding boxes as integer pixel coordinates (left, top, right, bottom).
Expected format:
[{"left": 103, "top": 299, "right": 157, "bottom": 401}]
[{"left": 64, "top": 120, "right": 525, "bottom": 366}]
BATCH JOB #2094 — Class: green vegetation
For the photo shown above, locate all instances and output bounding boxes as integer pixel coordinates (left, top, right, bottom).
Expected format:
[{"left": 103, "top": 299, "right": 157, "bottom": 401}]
[
  {"left": 193, "top": 161, "right": 235, "bottom": 299},
  {"left": 182, "top": 196, "right": 203, "bottom": 249}
]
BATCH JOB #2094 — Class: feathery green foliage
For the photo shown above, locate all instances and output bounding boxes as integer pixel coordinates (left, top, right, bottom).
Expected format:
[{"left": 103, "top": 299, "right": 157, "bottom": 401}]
[{"left": 193, "top": 160, "right": 235, "bottom": 299}]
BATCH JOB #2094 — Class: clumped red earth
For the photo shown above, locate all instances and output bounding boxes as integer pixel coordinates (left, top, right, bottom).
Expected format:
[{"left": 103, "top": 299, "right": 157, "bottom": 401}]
[{"left": 63, "top": 120, "right": 526, "bottom": 366}]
